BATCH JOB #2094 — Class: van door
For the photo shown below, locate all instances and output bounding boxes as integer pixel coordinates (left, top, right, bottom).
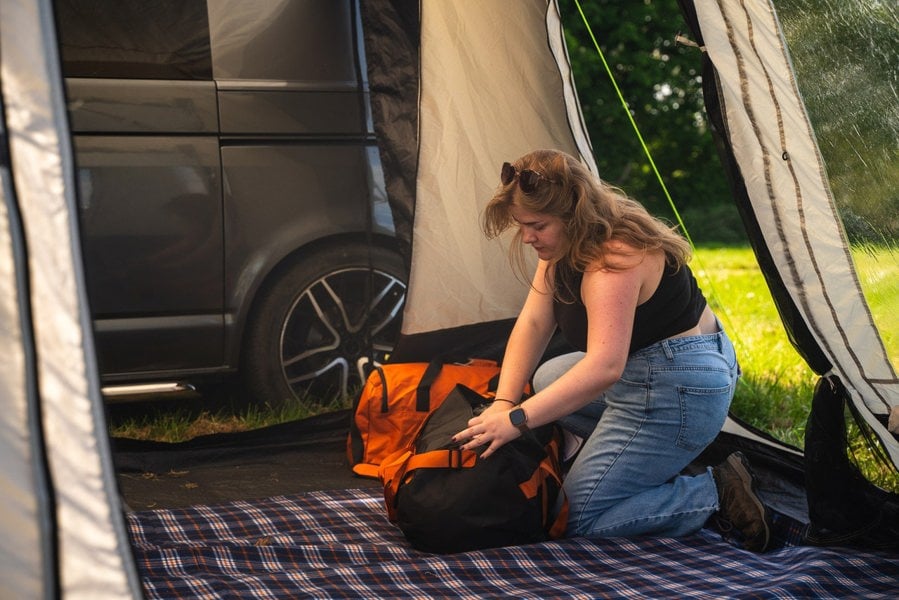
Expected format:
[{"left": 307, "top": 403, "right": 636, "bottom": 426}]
[{"left": 56, "top": 0, "right": 225, "bottom": 377}]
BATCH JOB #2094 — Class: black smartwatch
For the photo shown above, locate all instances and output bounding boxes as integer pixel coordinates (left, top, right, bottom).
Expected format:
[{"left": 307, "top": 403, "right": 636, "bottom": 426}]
[{"left": 509, "top": 407, "right": 529, "bottom": 433}]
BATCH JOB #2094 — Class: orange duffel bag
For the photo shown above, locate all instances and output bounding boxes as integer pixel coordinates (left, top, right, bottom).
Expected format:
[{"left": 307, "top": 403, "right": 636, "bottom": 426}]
[{"left": 347, "top": 357, "right": 522, "bottom": 478}]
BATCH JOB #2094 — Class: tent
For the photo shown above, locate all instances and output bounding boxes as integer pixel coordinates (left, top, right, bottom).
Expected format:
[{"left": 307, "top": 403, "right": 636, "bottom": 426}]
[{"left": 1, "top": 0, "right": 896, "bottom": 598}]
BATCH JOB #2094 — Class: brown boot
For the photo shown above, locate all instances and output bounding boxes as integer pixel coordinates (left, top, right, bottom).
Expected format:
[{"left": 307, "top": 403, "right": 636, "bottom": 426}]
[{"left": 713, "top": 452, "right": 772, "bottom": 552}]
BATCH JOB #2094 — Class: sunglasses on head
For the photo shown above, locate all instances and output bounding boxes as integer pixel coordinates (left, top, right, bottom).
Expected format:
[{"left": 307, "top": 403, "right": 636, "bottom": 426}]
[{"left": 501, "top": 162, "right": 557, "bottom": 193}]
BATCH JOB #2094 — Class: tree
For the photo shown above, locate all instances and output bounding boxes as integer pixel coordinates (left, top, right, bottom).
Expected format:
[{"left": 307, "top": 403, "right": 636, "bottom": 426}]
[
  {"left": 560, "top": 0, "right": 745, "bottom": 243},
  {"left": 775, "top": 0, "right": 898, "bottom": 245}
]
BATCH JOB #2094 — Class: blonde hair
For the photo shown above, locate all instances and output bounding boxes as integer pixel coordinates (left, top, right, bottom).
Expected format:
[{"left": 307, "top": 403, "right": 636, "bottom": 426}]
[{"left": 482, "top": 149, "right": 691, "bottom": 297}]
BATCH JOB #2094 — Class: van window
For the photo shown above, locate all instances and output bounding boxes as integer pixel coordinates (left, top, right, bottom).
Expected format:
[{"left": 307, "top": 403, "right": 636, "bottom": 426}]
[
  {"left": 208, "top": 0, "right": 357, "bottom": 84},
  {"left": 54, "top": 0, "right": 212, "bottom": 80}
]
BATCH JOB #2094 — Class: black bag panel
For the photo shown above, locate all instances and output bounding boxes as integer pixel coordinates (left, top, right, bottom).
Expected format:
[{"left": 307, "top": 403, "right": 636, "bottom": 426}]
[
  {"left": 396, "top": 440, "right": 553, "bottom": 553},
  {"left": 392, "top": 384, "right": 563, "bottom": 553},
  {"left": 415, "top": 384, "right": 488, "bottom": 452}
]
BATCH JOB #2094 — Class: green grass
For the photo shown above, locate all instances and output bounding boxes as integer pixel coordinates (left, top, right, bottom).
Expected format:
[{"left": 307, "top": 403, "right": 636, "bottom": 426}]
[
  {"left": 109, "top": 245, "right": 898, "bottom": 490},
  {"left": 694, "top": 245, "right": 898, "bottom": 491},
  {"left": 849, "top": 243, "right": 899, "bottom": 365},
  {"left": 692, "top": 246, "right": 817, "bottom": 448},
  {"left": 108, "top": 392, "right": 351, "bottom": 444}
]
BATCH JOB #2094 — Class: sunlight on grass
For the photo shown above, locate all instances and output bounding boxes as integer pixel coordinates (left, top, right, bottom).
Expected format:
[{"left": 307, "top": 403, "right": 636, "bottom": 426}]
[
  {"left": 693, "top": 245, "right": 897, "bottom": 491},
  {"left": 693, "top": 246, "right": 816, "bottom": 448},
  {"left": 850, "top": 244, "right": 899, "bottom": 368},
  {"left": 110, "top": 394, "right": 353, "bottom": 444}
]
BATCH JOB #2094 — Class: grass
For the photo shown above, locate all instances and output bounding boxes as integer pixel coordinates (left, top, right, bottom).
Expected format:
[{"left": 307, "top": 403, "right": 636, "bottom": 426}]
[
  {"left": 109, "top": 245, "right": 898, "bottom": 491},
  {"left": 693, "top": 245, "right": 898, "bottom": 492},
  {"left": 108, "top": 390, "right": 352, "bottom": 444},
  {"left": 692, "top": 246, "right": 817, "bottom": 448}
]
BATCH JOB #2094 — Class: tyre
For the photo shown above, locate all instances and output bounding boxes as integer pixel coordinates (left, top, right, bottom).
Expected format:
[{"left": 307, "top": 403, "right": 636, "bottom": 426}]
[{"left": 242, "top": 244, "right": 407, "bottom": 408}]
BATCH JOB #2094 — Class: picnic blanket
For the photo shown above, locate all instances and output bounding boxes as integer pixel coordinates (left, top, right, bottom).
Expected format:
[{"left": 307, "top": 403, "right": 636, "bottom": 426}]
[{"left": 127, "top": 487, "right": 899, "bottom": 599}]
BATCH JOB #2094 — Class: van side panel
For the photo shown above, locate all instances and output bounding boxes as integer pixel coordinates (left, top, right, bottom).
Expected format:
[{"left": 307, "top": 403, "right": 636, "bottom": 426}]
[
  {"left": 56, "top": 0, "right": 398, "bottom": 388},
  {"left": 217, "top": 90, "right": 363, "bottom": 135},
  {"left": 207, "top": 0, "right": 357, "bottom": 83},
  {"left": 210, "top": 1, "right": 380, "bottom": 363},
  {"left": 221, "top": 144, "right": 372, "bottom": 306},
  {"left": 75, "top": 135, "right": 225, "bottom": 374}
]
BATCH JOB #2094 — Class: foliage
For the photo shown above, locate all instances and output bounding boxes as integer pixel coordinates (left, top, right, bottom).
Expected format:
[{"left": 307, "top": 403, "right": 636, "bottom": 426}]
[
  {"left": 558, "top": 0, "right": 738, "bottom": 242},
  {"left": 559, "top": 0, "right": 898, "bottom": 247},
  {"left": 774, "top": 0, "right": 899, "bottom": 243}
]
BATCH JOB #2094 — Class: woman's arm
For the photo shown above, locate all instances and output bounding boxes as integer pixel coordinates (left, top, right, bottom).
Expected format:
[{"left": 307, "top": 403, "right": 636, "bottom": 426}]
[
  {"left": 490, "top": 260, "right": 558, "bottom": 406},
  {"left": 520, "top": 263, "right": 641, "bottom": 426},
  {"left": 456, "top": 254, "right": 653, "bottom": 458}
]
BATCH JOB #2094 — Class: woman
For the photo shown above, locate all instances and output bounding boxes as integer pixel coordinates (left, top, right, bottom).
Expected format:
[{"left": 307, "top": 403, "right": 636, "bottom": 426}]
[{"left": 453, "top": 149, "right": 771, "bottom": 552}]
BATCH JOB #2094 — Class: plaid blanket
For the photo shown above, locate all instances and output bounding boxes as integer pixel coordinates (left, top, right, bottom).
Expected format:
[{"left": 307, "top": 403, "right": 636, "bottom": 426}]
[{"left": 128, "top": 488, "right": 899, "bottom": 599}]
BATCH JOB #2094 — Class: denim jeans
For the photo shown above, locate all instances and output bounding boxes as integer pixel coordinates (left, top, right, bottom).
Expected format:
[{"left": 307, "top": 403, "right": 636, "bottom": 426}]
[{"left": 534, "top": 328, "right": 739, "bottom": 539}]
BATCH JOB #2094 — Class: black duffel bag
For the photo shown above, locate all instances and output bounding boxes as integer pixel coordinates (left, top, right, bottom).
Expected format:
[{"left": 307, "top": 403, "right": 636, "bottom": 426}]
[{"left": 379, "top": 384, "right": 567, "bottom": 554}]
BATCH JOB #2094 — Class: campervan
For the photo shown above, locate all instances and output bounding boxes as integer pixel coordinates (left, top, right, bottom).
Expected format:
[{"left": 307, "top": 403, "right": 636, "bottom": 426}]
[{"left": 55, "top": 0, "right": 407, "bottom": 406}]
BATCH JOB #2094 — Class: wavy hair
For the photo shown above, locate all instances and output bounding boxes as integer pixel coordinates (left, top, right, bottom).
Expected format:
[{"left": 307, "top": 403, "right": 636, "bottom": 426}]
[{"left": 482, "top": 149, "right": 691, "bottom": 298}]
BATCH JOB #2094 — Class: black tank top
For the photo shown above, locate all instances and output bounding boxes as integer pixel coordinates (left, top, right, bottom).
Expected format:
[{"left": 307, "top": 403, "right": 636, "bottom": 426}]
[{"left": 553, "top": 261, "right": 707, "bottom": 354}]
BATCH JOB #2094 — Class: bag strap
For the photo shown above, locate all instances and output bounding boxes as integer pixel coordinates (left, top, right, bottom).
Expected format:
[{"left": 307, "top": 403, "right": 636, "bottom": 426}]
[
  {"left": 415, "top": 357, "right": 445, "bottom": 412},
  {"left": 379, "top": 446, "right": 479, "bottom": 522},
  {"left": 517, "top": 433, "right": 569, "bottom": 539},
  {"left": 373, "top": 366, "right": 389, "bottom": 412},
  {"left": 405, "top": 447, "right": 478, "bottom": 471}
]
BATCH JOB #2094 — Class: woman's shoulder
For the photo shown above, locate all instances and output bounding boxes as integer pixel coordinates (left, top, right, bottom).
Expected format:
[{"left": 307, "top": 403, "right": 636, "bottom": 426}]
[{"left": 591, "top": 241, "right": 663, "bottom": 272}]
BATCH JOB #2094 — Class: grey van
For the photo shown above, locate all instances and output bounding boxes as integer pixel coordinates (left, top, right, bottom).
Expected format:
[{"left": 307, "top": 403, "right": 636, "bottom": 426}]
[{"left": 55, "top": 0, "right": 408, "bottom": 406}]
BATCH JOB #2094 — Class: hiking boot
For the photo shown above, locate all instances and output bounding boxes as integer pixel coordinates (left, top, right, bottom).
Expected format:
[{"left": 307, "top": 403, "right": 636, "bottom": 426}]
[{"left": 712, "top": 452, "right": 772, "bottom": 552}]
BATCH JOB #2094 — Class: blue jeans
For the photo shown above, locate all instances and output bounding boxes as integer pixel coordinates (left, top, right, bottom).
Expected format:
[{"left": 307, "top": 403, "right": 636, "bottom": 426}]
[{"left": 534, "top": 328, "right": 739, "bottom": 539}]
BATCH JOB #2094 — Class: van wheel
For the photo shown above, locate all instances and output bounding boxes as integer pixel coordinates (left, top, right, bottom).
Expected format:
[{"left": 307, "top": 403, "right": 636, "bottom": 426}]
[{"left": 242, "top": 244, "right": 407, "bottom": 408}]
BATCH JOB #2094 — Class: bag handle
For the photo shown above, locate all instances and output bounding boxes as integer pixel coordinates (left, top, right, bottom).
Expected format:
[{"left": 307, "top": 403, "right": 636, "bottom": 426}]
[
  {"left": 379, "top": 446, "right": 479, "bottom": 522},
  {"left": 415, "top": 357, "right": 445, "bottom": 412},
  {"left": 373, "top": 366, "right": 389, "bottom": 412}
]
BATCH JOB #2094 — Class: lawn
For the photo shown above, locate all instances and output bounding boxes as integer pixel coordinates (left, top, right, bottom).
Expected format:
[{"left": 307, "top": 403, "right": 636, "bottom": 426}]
[
  {"left": 691, "top": 246, "right": 817, "bottom": 447},
  {"left": 693, "top": 244, "right": 898, "bottom": 491}
]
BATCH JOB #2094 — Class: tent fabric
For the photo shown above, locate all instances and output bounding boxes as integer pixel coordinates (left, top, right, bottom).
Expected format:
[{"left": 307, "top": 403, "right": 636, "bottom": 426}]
[
  {"left": 359, "top": 0, "right": 420, "bottom": 258},
  {"left": 126, "top": 487, "right": 899, "bottom": 599},
  {"left": 0, "top": 92, "right": 56, "bottom": 600},
  {"left": 400, "top": 0, "right": 596, "bottom": 339},
  {"left": 0, "top": 0, "right": 140, "bottom": 597},
  {"left": 681, "top": 0, "right": 899, "bottom": 465}
]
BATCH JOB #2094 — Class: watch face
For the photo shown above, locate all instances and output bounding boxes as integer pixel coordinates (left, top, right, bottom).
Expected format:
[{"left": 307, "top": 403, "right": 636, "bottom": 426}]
[{"left": 509, "top": 408, "right": 527, "bottom": 427}]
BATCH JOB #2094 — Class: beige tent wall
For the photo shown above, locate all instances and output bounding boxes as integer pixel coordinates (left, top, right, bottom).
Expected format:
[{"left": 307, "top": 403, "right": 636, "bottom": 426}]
[
  {"left": 0, "top": 117, "right": 54, "bottom": 600},
  {"left": 402, "top": 0, "right": 596, "bottom": 335}
]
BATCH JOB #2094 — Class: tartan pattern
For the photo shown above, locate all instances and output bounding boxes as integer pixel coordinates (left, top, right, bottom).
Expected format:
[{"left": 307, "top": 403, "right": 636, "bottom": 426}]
[{"left": 128, "top": 488, "right": 899, "bottom": 599}]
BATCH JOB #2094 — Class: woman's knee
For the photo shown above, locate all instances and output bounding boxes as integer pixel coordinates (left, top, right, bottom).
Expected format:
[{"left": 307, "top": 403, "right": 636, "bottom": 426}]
[{"left": 534, "top": 351, "right": 584, "bottom": 391}]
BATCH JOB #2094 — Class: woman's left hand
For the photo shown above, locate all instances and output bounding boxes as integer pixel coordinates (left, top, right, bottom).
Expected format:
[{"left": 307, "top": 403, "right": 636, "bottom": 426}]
[{"left": 452, "top": 407, "right": 521, "bottom": 459}]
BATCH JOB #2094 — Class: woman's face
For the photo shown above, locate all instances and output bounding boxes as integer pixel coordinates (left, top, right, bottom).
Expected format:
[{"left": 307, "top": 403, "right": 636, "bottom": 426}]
[{"left": 510, "top": 204, "right": 566, "bottom": 260}]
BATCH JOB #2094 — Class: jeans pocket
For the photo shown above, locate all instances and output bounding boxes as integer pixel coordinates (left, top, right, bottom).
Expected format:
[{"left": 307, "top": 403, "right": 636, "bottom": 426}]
[{"left": 675, "top": 384, "right": 732, "bottom": 452}]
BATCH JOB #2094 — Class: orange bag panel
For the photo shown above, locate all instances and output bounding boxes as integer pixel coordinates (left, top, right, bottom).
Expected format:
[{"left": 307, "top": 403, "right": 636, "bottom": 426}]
[{"left": 348, "top": 359, "right": 515, "bottom": 478}]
